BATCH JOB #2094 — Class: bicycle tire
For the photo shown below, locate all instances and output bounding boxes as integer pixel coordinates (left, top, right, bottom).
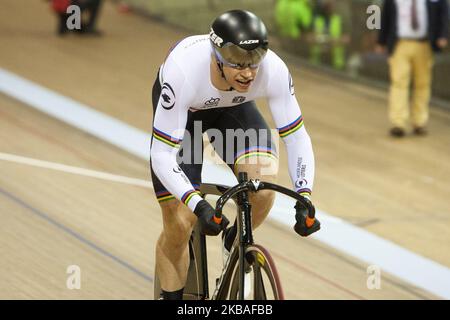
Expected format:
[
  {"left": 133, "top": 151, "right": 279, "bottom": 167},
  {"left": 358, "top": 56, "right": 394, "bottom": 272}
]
[{"left": 228, "top": 244, "right": 284, "bottom": 300}]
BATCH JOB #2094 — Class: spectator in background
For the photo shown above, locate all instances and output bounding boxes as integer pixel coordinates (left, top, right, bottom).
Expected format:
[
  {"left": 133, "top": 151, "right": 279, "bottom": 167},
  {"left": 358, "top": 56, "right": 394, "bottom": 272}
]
[
  {"left": 275, "top": 0, "right": 313, "bottom": 39},
  {"left": 376, "top": 0, "right": 449, "bottom": 137},
  {"left": 51, "top": 0, "right": 71, "bottom": 34},
  {"left": 308, "top": 0, "right": 349, "bottom": 70},
  {"left": 51, "top": 0, "right": 103, "bottom": 36}
]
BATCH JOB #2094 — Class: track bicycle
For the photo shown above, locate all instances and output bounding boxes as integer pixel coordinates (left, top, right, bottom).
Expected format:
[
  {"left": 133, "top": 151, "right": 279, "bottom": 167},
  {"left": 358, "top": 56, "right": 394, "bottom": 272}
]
[{"left": 154, "top": 172, "right": 319, "bottom": 300}]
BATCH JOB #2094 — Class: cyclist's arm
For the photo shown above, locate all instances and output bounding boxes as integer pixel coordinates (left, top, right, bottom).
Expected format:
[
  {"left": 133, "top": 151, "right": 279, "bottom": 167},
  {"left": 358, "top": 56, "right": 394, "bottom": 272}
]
[
  {"left": 266, "top": 60, "right": 315, "bottom": 198},
  {"left": 150, "top": 60, "right": 203, "bottom": 211}
]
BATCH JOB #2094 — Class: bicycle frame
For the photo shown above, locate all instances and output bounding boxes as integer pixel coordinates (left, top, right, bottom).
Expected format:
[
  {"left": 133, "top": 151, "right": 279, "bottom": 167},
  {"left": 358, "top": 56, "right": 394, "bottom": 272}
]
[
  {"left": 209, "top": 172, "right": 255, "bottom": 300},
  {"left": 155, "top": 172, "right": 314, "bottom": 300},
  {"left": 183, "top": 174, "right": 255, "bottom": 300},
  {"left": 230, "top": 171, "right": 254, "bottom": 300}
]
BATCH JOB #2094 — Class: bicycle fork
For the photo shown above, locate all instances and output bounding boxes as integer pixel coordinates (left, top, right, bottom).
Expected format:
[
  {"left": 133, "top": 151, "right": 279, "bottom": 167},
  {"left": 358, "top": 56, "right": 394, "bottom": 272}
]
[
  {"left": 211, "top": 172, "right": 254, "bottom": 300},
  {"left": 236, "top": 172, "right": 253, "bottom": 300}
]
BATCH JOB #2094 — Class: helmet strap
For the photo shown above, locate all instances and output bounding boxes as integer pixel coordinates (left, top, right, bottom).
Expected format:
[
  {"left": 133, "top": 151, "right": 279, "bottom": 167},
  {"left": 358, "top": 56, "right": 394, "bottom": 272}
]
[{"left": 216, "top": 60, "right": 225, "bottom": 79}]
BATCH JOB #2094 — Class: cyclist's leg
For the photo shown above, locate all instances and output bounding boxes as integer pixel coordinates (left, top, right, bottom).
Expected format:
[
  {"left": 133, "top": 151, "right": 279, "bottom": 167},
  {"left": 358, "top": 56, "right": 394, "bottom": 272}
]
[
  {"left": 150, "top": 71, "right": 198, "bottom": 298},
  {"left": 235, "top": 157, "right": 278, "bottom": 228},
  {"left": 151, "top": 146, "right": 204, "bottom": 297},
  {"left": 155, "top": 198, "right": 197, "bottom": 293},
  {"left": 211, "top": 101, "right": 279, "bottom": 228},
  {"left": 151, "top": 73, "right": 223, "bottom": 297}
]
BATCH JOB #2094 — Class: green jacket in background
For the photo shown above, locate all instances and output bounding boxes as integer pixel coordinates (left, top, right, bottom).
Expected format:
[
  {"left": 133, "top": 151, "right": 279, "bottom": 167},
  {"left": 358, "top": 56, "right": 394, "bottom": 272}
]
[
  {"left": 275, "top": 0, "right": 312, "bottom": 38},
  {"left": 313, "top": 13, "right": 342, "bottom": 39},
  {"left": 311, "top": 13, "right": 345, "bottom": 69}
]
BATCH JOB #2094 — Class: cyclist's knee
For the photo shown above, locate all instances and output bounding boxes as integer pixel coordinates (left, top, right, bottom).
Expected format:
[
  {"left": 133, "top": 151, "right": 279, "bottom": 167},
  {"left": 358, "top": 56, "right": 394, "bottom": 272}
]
[
  {"left": 251, "top": 189, "right": 275, "bottom": 204},
  {"left": 249, "top": 189, "right": 275, "bottom": 228},
  {"left": 250, "top": 189, "right": 275, "bottom": 217},
  {"left": 159, "top": 198, "right": 180, "bottom": 215},
  {"left": 235, "top": 157, "right": 277, "bottom": 213},
  {"left": 159, "top": 199, "right": 196, "bottom": 249}
]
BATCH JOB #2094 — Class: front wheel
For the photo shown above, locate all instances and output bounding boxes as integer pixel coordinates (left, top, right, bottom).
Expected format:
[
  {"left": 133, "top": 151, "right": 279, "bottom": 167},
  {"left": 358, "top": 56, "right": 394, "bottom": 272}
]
[{"left": 228, "top": 244, "right": 284, "bottom": 300}]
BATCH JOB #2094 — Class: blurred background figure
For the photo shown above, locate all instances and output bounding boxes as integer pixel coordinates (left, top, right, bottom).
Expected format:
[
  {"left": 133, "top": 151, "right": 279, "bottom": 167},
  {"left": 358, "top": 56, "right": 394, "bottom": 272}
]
[
  {"left": 308, "top": 0, "right": 349, "bottom": 70},
  {"left": 275, "top": 0, "right": 350, "bottom": 70},
  {"left": 51, "top": 0, "right": 71, "bottom": 35},
  {"left": 376, "top": 0, "right": 449, "bottom": 137},
  {"left": 51, "top": 0, "right": 103, "bottom": 36},
  {"left": 275, "top": 0, "right": 313, "bottom": 39}
]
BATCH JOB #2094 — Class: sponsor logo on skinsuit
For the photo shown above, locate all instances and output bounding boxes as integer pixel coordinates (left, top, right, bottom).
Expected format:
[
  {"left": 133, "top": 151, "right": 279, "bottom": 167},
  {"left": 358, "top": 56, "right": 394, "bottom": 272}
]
[{"left": 161, "top": 82, "right": 176, "bottom": 110}]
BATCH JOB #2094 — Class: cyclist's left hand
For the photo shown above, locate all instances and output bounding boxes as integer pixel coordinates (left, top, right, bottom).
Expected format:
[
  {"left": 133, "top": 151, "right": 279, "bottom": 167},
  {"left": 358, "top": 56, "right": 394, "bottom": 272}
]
[{"left": 294, "top": 198, "right": 321, "bottom": 237}]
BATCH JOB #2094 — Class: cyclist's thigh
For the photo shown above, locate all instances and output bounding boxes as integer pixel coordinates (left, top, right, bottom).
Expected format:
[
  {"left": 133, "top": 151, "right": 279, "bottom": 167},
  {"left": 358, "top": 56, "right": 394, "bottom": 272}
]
[
  {"left": 150, "top": 110, "right": 224, "bottom": 204},
  {"left": 149, "top": 120, "right": 203, "bottom": 206},
  {"left": 210, "top": 101, "right": 279, "bottom": 179},
  {"left": 150, "top": 70, "right": 204, "bottom": 208},
  {"left": 150, "top": 72, "right": 200, "bottom": 239}
]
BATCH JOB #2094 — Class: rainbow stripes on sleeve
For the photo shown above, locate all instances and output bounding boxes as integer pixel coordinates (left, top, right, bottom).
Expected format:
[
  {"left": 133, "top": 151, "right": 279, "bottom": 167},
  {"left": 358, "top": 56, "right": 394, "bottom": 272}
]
[
  {"left": 296, "top": 188, "right": 312, "bottom": 198},
  {"left": 155, "top": 190, "right": 175, "bottom": 203},
  {"left": 152, "top": 127, "right": 182, "bottom": 148},
  {"left": 156, "top": 184, "right": 201, "bottom": 204},
  {"left": 181, "top": 189, "right": 202, "bottom": 206},
  {"left": 278, "top": 115, "right": 304, "bottom": 138}
]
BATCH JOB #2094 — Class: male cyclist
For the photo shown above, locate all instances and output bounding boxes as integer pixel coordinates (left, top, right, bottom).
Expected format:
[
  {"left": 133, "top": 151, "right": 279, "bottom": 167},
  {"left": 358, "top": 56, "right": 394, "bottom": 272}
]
[{"left": 150, "top": 10, "right": 320, "bottom": 300}]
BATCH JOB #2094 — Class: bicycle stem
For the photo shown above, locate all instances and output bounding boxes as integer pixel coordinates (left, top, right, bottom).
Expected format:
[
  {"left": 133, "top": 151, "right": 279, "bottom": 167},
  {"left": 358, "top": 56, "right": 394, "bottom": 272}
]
[{"left": 214, "top": 178, "right": 316, "bottom": 226}]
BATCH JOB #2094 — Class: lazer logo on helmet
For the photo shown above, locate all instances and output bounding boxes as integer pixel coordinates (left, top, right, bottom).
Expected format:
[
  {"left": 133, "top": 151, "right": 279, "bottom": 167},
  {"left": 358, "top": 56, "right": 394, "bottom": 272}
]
[
  {"left": 210, "top": 29, "right": 223, "bottom": 47},
  {"left": 239, "top": 40, "right": 259, "bottom": 45}
]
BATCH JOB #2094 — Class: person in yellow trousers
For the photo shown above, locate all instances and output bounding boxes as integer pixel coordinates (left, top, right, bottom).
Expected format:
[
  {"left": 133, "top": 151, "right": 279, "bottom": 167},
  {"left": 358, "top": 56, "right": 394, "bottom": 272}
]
[{"left": 376, "top": 0, "right": 448, "bottom": 137}]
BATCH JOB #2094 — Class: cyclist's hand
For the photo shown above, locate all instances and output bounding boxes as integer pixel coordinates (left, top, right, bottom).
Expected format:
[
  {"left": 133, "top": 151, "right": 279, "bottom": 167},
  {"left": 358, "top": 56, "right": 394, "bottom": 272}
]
[
  {"left": 294, "top": 198, "right": 321, "bottom": 237},
  {"left": 194, "top": 200, "right": 229, "bottom": 236}
]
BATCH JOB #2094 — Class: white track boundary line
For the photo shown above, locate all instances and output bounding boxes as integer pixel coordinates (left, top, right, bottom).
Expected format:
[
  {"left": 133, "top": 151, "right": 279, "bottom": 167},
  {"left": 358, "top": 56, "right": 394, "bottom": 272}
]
[
  {"left": 0, "top": 152, "right": 153, "bottom": 188},
  {"left": 1, "top": 67, "right": 449, "bottom": 299}
]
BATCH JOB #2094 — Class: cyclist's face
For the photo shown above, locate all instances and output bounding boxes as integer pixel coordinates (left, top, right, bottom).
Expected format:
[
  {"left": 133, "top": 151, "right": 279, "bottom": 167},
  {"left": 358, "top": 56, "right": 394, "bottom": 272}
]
[{"left": 223, "top": 65, "right": 258, "bottom": 92}]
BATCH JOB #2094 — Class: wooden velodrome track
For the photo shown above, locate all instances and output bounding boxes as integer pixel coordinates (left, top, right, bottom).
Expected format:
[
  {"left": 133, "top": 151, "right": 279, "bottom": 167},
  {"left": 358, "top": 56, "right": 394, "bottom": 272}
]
[{"left": 1, "top": 0, "right": 449, "bottom": 299}]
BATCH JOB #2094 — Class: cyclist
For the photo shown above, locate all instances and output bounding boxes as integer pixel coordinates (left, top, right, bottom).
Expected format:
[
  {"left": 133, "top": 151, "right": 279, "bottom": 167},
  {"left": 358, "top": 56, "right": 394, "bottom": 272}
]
[{"left": 150, "top": 10, "right": 319, "bottom": 300}]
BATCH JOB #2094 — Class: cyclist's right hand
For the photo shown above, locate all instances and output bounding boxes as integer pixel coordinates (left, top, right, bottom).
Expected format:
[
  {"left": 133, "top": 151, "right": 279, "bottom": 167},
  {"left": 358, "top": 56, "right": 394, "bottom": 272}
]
[
  {"left": 194, "top": 200, "right": 229, "bottom": 236},
  {"left": 294, "top": 198, "right": 321, "bottom": 237}
]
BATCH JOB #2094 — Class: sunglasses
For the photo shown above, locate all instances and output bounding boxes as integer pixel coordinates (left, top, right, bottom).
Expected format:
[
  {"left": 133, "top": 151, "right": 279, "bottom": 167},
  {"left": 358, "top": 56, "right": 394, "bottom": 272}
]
[{"left": 214, "top": 50, "right": 260, "bottom": 70}]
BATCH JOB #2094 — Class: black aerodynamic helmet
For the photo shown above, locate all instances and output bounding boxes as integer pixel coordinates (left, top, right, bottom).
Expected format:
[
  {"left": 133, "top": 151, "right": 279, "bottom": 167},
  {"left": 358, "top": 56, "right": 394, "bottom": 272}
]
[{"left": 210, "top": 10, "right": 269, "bottom": 68}]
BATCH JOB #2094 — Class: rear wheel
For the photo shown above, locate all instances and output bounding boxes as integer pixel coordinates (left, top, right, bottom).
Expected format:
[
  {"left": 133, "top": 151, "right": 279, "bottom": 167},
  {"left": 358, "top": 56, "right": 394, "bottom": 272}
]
[{"left": 228, "top": 244, "right": 284, "bottom": 300}]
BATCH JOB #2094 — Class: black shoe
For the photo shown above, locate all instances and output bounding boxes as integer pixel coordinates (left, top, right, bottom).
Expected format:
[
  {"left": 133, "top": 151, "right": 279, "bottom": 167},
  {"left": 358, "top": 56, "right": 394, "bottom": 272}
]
[
  {"left": 390, "top": 127, "right": 405, "bottom": 137},
  {"left": 413, "top": 126, "right": 428, "bottom": 136}
]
